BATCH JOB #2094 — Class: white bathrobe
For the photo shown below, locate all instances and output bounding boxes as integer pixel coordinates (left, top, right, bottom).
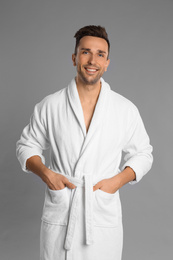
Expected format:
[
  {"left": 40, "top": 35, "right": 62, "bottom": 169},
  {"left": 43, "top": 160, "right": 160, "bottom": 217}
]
[{"left": 16, "top": 77, "right": 153, "bottom": 260}]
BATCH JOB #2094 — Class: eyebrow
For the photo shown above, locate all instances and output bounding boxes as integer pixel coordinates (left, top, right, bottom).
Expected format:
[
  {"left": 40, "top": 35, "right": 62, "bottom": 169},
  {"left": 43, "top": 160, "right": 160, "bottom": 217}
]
[{"left": 80, "top": 48, "right": 107, "bottom": 54}]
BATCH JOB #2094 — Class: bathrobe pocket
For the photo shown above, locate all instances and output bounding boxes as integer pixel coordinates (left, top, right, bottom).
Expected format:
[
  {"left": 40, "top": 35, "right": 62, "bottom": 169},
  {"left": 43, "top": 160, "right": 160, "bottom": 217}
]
[
  {"left": 93, "top": 189, "right": 121, "bottom": 228},
  {"left": 41, "top": 187, "right": 70, "bottom": 225}
]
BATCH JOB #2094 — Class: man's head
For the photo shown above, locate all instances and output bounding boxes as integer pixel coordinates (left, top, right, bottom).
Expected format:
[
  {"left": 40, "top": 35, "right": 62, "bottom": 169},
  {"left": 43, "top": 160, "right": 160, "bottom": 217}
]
[{"left": 72, "top": 25, "right": 110, "bottom": 85}]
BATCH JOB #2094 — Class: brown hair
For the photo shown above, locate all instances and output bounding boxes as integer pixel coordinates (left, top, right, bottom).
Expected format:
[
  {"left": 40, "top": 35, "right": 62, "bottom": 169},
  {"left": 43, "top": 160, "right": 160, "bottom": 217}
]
[{"left": 74, "top": 25, "right": 110, "bottom": 58}]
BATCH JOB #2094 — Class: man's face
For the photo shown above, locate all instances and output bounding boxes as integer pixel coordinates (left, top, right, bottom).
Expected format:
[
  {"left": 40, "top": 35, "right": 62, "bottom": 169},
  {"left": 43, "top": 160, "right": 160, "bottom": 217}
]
[{"left": 72, "top": 36, "right": 110, "bottom": 85}]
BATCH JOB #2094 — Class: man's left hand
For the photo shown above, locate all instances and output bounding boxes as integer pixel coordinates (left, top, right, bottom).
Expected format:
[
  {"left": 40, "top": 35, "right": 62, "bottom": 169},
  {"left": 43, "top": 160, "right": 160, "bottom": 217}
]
[
  {"left": 93, "top": 167, "right": 136, "bottom": 194},
  {"left": 93, "top": 175, "right": 121, "bottom": 194}
]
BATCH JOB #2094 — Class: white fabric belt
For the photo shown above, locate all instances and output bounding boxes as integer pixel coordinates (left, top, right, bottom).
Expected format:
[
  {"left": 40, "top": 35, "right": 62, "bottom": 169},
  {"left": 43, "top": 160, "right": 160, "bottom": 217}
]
[{"left": 59, "top": 173, "right": 94, "bottom": 251}]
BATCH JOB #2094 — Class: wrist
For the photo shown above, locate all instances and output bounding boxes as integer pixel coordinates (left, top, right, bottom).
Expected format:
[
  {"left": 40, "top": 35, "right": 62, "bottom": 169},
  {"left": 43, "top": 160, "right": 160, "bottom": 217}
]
[
  {"left": 112, "top": 174, "right": 123, "bottom": 189},
  {"left": 40, "top": 167, "right": 51, "bottom": 182}
]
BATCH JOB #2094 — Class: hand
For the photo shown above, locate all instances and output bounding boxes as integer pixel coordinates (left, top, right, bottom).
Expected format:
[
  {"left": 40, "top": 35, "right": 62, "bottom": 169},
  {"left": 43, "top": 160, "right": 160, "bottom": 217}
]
[
  {"left": 42, "top": 169, "right": 76, "bottom": 191},
  {"left": 93, "top": 176, "right": 121, "bottom": 194}
]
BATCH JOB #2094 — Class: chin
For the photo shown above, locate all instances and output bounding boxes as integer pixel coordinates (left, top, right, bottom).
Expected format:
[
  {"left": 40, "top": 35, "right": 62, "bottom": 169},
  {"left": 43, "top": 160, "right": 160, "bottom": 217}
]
[
  {"left": 84, "top": 78, "right": 100, "bottom": 85},
  {"left": 81, "top": 74, "right": 102, "bottom": 85}
]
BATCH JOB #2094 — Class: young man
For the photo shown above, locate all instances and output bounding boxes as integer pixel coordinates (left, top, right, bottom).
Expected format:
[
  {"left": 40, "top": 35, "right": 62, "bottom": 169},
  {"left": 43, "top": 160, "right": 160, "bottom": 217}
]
[{"left": 16, "top": 25, "right": 153, "bottom": 260}]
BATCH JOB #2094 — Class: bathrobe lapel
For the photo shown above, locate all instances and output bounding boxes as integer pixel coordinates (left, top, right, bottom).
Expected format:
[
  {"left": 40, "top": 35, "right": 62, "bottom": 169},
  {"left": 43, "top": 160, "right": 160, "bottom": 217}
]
[{"left": 67, "top": 78, "right": 87, "bottom": 138}]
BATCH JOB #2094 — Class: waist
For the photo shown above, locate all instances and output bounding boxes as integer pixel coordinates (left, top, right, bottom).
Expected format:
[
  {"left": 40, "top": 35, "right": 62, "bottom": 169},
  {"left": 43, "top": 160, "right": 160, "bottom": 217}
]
[{"left": 50, "top": 168, "right": 120, "bottom": 188}]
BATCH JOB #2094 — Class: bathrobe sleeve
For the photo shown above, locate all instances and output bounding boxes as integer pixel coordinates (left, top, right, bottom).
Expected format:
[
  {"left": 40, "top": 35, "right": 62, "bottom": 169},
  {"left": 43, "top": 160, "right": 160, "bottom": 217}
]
[
  {"left": 16, "top": 100, "right": 50, "bottom": 173},
  {"left": 121, "top": 105, "right": 153, "bottom": 184}
]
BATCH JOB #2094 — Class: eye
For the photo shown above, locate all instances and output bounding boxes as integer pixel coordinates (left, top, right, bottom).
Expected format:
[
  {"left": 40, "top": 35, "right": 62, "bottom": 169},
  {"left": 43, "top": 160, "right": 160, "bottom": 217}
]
[
  {"left": 83, "top": 51, "right": 88, "bottom": 54},
  {"left": 98, "top": 53, "right": 104, "bottom": 57}
]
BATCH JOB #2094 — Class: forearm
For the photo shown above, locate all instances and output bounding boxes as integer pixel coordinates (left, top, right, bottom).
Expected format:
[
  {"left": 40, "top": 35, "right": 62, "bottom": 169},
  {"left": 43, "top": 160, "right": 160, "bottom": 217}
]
[
  {"left": 26, "top": 155, "right": 49, "bottom": 183},
  {"left": 113, "top": 166, "right": 136, "bottom": 189}
]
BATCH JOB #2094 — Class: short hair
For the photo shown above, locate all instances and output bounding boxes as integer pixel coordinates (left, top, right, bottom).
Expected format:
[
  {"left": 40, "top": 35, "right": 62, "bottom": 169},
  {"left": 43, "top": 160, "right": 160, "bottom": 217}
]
[{"left": 74, "top": 25, "right": 110, "bottom": 58}]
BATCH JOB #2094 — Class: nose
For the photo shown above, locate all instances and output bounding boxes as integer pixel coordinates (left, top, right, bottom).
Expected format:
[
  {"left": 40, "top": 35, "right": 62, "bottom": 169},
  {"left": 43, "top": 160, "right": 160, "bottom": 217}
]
[{"left": 88, "top": 54, "right": 96, "bottom": 65}]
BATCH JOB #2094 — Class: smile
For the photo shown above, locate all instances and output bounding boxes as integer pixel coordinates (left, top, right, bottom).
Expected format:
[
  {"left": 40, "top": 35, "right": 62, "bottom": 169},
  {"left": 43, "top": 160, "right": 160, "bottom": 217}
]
[{"left": 84, "top": 67, "right": 99, "bottom": 74}]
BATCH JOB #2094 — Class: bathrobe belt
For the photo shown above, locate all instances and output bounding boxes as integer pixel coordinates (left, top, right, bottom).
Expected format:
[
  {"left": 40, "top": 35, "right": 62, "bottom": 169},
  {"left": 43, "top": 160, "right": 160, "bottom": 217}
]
[{"left": 59, "top": 173, "right": 94, "bottom": 251}]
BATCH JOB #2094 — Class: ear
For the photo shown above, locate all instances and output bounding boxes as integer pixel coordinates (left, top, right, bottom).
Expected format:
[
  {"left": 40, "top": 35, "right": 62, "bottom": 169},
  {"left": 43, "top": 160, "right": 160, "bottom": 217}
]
[
  {"left": 104, "top": 59, "right": 110, "bottom": 72},
  {"left": 72, "top": 54, "right": 76, "bottom": 66}
]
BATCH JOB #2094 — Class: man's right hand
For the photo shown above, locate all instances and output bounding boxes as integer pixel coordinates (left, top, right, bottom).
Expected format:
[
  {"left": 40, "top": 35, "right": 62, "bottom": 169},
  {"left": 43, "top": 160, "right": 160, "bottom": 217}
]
[
  {"left": 42, "top": 168, "right": 76, "bottom": 191},
  {"left": 26, "top": 155, "right": 76, "bottom": 191}
]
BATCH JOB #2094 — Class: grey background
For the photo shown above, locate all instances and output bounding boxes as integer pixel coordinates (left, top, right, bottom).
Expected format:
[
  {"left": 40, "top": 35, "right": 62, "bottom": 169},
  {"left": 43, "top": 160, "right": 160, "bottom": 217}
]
[{"left": 0, "top": 0, "right": 172, "bottom": 259}]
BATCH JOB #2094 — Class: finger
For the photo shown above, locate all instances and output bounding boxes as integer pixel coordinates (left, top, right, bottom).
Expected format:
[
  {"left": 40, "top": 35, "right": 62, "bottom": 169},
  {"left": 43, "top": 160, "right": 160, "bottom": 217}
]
[
  {"left": 48, "top": 182, "right": 65, "bottom": 190},
  {"left": 93, "top": 183, "right": 101, "bottom": 191},
  {"left": 65, "top": 181, "right": 76, "bottom": 189}
]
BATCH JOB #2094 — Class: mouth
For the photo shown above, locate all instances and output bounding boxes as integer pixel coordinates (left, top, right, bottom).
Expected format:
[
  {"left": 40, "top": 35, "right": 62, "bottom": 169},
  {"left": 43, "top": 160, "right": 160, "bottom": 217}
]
[{"left": 84, "top": 67, "right": 99, "bottom": 74}]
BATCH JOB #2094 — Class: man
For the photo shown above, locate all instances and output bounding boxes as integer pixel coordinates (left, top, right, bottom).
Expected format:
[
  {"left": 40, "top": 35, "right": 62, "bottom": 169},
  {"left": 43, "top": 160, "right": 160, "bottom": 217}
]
[{"left": 16, "top": 25, "right": 153, "bottom": 260}]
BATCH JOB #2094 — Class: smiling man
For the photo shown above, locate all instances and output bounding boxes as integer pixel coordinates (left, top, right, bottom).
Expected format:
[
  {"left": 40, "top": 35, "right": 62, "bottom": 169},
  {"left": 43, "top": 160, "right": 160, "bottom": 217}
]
[{"left": 16, "top": 25, "right": 153, "bottom": 260}]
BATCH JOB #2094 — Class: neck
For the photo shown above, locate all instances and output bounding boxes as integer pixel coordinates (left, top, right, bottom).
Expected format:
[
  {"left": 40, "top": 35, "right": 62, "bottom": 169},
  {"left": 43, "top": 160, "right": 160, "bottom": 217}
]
[{"left": 75, "top": 76, "right": 102, "bottom": 103}]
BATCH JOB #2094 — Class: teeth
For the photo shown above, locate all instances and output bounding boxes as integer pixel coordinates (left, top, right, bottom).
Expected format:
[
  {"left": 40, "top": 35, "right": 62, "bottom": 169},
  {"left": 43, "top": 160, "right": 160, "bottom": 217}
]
[{"left": 86, "top": 68, "right": 97, "bottom": 72}]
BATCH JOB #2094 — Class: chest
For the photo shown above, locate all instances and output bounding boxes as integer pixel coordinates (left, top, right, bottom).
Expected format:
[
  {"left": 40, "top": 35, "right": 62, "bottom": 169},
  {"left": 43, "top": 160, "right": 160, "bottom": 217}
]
[{"left": 81, "top": 102, "right": 96, "bottom": 133}]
